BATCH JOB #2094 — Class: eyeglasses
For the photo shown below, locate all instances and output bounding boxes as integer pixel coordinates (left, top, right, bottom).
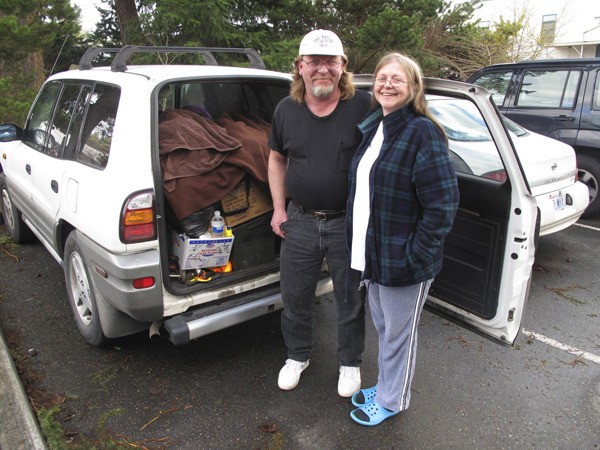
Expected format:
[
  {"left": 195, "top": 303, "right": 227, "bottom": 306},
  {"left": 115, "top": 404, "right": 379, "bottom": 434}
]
[
  {"left": 302, "top": 59, "right": 342, "bottom": 70},
  {"left": 375, "top": 76, "right": 409, "bottom": 87}
]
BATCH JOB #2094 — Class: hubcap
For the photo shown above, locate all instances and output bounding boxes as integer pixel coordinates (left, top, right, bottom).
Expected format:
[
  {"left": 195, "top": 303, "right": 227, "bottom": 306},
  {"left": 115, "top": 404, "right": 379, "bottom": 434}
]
[
  {"left": 68, "top": 252, "right": 93, "bottom": 326},
  {"left": 1, "top": 188, "right": 16, "bottom": 232},
  {"left": 578, "top": 168, "right": 598, "bottom": 205}
]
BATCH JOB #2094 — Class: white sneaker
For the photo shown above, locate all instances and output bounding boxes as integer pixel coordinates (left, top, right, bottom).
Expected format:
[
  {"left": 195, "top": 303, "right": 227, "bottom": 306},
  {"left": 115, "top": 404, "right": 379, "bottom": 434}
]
[
  {"left": 338, "top": 366, "right": 361, "bottom": 397},
  {"left": 278, "top": 359, "right": 309, "bottom": 390}
]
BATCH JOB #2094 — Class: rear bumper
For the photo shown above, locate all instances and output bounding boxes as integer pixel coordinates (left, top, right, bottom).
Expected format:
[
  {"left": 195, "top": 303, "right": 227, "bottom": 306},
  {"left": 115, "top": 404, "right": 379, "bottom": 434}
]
[
  {"left": 76, "top": 231, "right": 164, "bottom": 322},
  {"left": 537, "top": 181, "right": 589, "bottom": 236},
  {"left": 163, "top": 277, "right": 333, "bottom": 345}
]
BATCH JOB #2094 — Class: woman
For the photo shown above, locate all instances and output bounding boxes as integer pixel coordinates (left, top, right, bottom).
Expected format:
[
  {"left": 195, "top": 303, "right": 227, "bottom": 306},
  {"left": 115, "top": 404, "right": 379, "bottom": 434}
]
[{"left": 346, "top": 52, "right": 459, "bottom": 426}]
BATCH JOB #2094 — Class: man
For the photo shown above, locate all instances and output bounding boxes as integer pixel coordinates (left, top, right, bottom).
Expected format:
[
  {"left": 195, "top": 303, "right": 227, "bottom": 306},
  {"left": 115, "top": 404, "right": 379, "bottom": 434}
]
[{"left": 268, "top": 29, "right": 371, "bottom": 397}]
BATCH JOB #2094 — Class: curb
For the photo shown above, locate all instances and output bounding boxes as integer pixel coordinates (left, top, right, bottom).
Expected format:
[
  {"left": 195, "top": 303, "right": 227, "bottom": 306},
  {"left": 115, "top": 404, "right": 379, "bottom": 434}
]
[{"left": 0, "top": 327, "right": 47, "bottom": 449}]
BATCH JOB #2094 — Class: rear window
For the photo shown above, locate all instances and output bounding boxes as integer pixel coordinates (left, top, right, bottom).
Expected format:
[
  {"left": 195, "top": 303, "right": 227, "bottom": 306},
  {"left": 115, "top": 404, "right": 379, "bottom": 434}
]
[
  {"left": 160, "top": 79, "right": 289, "bottom": 123},
  {"left": 76, "top": 83, "right": 120, "bottom": 168},
  {"left": 517, "top": 69, "right": 581, "bottom": 108}
]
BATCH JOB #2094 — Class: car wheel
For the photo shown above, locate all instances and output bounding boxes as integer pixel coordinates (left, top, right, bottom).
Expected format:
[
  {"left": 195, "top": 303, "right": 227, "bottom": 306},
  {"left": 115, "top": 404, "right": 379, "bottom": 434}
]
[
  {"left": 64, "top": 231, "right": 108, "bottom": 346},
  {"left": 577, "top": 154, "right": 600, "bottom": 218},
  {"left": 0, "top": 173, "right": 35, "bottom": 243}
]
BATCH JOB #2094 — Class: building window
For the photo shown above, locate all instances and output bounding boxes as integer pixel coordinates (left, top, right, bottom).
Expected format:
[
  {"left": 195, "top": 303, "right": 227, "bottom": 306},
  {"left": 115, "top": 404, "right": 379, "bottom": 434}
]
[{"left": 540, "top": 14, "right": 557, "bottom": 44}]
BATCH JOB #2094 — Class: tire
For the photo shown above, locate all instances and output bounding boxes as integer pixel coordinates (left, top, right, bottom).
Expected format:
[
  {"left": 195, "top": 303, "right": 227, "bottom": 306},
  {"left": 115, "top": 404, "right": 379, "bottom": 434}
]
[
  {"left": 577, "top": 154, "right": 600, "bottom": 218},
  {"left": 64, "top": 231, "right": 109, "bottom": 346},
  {"left": 0, "top": 173, "right": 35, "bottom": 243}
]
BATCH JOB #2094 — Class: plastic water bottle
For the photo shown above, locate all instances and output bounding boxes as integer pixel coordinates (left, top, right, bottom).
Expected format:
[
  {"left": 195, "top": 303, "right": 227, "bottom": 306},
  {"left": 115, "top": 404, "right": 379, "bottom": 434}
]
[{"left": 211, "top": 210, "right": 225, "bottom": 237}]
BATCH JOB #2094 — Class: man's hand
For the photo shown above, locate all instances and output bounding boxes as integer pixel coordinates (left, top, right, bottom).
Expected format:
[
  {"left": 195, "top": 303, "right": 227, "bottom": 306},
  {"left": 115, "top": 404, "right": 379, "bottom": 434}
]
[{"left": 271, "top": 209, "right": 287, "bottom": 238}]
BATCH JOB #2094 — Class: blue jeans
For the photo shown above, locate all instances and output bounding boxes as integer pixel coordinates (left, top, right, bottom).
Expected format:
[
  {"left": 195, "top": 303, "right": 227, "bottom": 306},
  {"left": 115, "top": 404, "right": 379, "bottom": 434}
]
[{"left": 279, "top": 201, "right": 365, "bottom": 366}]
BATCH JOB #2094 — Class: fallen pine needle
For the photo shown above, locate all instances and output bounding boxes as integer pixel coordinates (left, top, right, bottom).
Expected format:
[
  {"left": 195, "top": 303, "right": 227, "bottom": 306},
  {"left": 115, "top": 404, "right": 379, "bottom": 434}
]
[
  {"left": 140, "top": 406, "right": 179, "bottom": 431},
  {"left": 1, "top": 246, "right": 19, "bottom": 262}
]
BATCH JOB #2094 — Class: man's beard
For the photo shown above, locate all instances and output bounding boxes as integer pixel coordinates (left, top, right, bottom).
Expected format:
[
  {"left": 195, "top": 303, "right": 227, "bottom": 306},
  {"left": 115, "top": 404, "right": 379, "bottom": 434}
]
[{"left": 311, "top": 84, "right": 335, "bottom": 97}]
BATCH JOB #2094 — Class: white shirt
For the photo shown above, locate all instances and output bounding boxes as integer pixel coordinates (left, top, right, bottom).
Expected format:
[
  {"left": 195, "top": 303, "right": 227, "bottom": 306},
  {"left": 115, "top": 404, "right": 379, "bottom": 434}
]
[{"left": 351, "top": 122, "right": 384, "bottom": 271}]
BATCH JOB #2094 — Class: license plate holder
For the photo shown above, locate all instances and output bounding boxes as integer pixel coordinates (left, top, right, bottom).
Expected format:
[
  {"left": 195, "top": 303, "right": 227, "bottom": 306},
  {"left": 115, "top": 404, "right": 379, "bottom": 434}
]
[{"left": 549, "top": 191, "right": 565, "bottom": 210}]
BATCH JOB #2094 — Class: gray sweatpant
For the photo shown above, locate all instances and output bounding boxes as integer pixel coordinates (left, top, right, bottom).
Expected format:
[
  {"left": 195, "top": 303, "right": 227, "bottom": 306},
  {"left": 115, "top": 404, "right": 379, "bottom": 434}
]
[{"left": 366, "top": 279, "right": 432, "bottom": 412}]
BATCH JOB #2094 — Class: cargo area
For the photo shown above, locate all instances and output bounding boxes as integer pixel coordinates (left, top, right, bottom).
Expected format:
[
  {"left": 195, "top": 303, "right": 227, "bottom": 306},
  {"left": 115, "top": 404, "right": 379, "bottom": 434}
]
[{"left": 156, "top": 78, "right": 290, "bottom": 291}]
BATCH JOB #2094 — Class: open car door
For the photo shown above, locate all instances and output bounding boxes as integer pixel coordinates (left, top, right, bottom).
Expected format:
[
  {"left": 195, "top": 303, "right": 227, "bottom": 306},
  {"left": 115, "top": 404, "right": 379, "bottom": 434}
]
[{"left": 424, "top": 79, "right": 538, "bottom": 345}]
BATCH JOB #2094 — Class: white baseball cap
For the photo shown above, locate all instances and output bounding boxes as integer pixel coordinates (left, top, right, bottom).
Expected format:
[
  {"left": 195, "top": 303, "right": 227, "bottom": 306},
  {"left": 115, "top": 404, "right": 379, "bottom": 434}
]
[{"left": 298, "top": 29, "right": 346, "bottom": 57}]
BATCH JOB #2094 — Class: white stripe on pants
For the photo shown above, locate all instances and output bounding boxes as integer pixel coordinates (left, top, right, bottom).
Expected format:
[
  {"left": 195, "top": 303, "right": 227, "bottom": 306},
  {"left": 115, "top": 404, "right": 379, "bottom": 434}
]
[{"left": 366, "top": 279, "right": 432, "bottom": 412}]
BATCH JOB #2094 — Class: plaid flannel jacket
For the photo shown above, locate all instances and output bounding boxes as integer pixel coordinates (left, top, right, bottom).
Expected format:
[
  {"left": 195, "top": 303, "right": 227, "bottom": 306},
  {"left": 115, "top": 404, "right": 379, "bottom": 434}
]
[{"left": 346, "top": 105, "right": 460, "bottom": 287}]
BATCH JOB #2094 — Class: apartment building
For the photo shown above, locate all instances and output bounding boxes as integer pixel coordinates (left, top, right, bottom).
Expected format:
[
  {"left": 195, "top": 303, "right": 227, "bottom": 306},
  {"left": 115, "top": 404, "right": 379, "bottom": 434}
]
[{"left": 456, "top": 0, "right": 600, "bottom": 59}]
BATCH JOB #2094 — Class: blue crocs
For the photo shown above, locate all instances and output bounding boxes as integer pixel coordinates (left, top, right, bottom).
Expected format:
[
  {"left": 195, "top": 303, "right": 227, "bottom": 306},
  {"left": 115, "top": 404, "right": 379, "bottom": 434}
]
[
  {"left": 350, "top": 401, "right": 399, "bottom": 427},
  {"left": 351, "top": 385, "right": 377, "bottom": 407}
]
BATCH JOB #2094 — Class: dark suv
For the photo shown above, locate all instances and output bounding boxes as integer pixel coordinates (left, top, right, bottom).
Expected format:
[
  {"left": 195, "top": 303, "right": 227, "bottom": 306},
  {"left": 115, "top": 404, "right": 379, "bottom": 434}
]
[{"left": 467, "top": 58, "right": 600, "bottom": 217}]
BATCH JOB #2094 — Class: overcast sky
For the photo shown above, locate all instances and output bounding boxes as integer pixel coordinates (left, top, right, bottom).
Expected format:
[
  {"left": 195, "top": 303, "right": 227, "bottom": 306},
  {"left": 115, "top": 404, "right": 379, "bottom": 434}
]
[{"left": 72, "top": 0, "right": 102, "bottom": 32}]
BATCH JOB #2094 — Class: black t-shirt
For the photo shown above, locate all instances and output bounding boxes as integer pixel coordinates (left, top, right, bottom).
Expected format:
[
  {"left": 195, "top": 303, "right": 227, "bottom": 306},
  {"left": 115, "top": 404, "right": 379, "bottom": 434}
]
[{"left": 268, "top": 90, "right": 371, "bottom": 210}]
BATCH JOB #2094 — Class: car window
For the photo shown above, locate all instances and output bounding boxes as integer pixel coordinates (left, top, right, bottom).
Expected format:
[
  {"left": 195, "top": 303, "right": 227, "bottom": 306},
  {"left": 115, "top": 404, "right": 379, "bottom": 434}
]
[
  {"left": 469, "top": 71, "right": 512, "bottom": 106},
  {"left": 76, "top": 83, "right": 121, "bottom": 169},
  {"left": 593, "top": 69, "right": 600, "bottom": 111},
  {"left": 427, "top": 96, "right": 506, "bottom": 181},
  {"left": 170, "top": 80, "right": 289, "bottom": 123},
  {"left": 517, "top": 69, "right": 581, "bottom": 108},
  {"left": 48, "top": 83, "right": 86, "bottom": 158},
  {"left": 23, "top": 82, "right": 61, "bottom": 153}
]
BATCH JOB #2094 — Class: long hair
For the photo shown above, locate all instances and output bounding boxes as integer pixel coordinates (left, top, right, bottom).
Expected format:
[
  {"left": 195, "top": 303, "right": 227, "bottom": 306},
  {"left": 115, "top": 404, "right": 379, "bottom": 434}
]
[
  {"left": 372, "top": 52, "right": 447, "bottom": 143},
  {"left": 289, "top": 55, "right": 356, "bottom": 103}
]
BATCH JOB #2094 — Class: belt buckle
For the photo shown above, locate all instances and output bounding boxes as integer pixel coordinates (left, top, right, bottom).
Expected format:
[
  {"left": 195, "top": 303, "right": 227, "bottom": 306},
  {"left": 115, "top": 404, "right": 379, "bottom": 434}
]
[{"left": 313, "top": 210, "right": 328, "bottom": 220}]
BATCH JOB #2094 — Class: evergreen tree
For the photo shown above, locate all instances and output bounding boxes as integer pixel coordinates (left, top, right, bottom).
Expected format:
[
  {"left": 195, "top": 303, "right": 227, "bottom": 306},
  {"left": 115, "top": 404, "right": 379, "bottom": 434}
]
[{"left": 0, "top": 0, "right": 84, "bottom": 123}]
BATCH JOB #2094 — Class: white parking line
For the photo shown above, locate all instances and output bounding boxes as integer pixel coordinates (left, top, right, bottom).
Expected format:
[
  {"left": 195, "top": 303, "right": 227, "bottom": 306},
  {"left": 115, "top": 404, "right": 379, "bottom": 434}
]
[
  {"left": 574, "top": 222, "right": 600, "bottom": 231},
  {"left": 522, "top": 329, "right": 600, "bottom": 364}
]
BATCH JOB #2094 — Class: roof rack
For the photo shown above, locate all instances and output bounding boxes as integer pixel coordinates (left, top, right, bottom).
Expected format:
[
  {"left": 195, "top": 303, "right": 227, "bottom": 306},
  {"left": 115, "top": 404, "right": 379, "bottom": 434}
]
[
  {"left": 79, "top": 48, "right": 121, "bottom": 70},
  {"left": 78, "top": 46, "right": 266, "bottom": 71}
]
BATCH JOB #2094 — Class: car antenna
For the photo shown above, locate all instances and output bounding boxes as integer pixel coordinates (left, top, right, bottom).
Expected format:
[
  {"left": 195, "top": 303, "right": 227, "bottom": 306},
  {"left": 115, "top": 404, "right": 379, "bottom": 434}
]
[{"left": 50, "top": 35, "right": 69, "bottom": 76}]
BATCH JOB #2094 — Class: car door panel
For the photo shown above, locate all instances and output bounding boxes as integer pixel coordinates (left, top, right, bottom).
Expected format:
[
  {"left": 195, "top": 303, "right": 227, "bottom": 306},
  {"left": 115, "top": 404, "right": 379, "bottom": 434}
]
[
  {"left": 432, "top": 190, "right": 507, "bottom": 321},
  {"left": 3, "top": 142, "right": 34, "bottom": 219},
  {"left": 29, "top": 153, "right": 66, "bottom": 245}
]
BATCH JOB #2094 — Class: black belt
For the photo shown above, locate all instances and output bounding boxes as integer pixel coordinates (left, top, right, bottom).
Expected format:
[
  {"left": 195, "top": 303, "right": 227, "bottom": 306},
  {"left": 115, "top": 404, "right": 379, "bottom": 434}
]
[{"left": 292, "top": 201, "right": 345, "bottom": 220}]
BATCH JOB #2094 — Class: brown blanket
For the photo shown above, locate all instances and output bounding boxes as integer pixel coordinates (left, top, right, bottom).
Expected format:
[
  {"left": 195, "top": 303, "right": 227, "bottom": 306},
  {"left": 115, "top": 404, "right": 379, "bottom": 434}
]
[
  {"left": 160, "top": 109, "right": 271, "bottom": 220},
  {"left": 159, "top": 109, "right": 241, "bottom": 190}
]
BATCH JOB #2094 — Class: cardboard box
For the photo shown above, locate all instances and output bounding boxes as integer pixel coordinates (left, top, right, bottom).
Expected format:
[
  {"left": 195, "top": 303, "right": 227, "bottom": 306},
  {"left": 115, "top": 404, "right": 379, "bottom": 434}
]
[
  {"left": 221, "top": 179, "right": 273, "bottom": 227},
  {"left": 172, "top": 231, "right": 234, "bottom": 270}
]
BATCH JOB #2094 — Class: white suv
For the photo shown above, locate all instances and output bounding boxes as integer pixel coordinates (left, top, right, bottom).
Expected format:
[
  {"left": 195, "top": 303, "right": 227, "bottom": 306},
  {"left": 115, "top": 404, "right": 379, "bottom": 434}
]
[{"left": 0, "top": 46, "right": 540, "bottom": 346}]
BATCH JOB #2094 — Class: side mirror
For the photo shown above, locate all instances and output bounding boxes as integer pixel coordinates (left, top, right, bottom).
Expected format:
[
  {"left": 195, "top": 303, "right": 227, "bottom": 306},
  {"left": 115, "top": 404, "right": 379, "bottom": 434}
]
[
  {"left": 32, "top": 129, "right": 56, "bottom": 150},
  {"left": 0, "top": 123, "right": 22, "bottom": 142}
]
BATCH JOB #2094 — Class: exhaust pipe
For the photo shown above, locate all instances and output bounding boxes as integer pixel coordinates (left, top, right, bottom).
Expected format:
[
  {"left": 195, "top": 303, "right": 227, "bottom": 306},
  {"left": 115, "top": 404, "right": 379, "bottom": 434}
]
[{"left": 149, "top": 321, "right": 162, "bottom": 343}]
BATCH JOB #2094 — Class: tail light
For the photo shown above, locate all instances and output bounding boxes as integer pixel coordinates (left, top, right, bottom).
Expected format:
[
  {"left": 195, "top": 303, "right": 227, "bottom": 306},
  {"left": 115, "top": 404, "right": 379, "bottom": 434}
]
[
  {"left": 120, "top": 190, "right": 156, "bottom": 243},
  {"left": 481, "top": 169, "right": 508, "bottom": 183}
]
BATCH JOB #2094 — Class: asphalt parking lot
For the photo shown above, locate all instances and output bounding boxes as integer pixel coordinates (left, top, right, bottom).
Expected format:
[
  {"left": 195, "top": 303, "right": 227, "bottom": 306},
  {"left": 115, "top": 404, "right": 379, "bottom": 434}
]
[{"left": 0, "top": 218, "right": 599, "bottom": 449}]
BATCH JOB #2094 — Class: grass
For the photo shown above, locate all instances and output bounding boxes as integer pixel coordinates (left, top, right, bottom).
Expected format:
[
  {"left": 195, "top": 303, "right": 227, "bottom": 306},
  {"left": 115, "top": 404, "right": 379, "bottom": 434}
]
[
  {"left": 544, "top": 284, "right": 589, "bottom": 305},
  {"left": 91, "top": 367, "right": 120, "bottom": 393},
  {"left": 37, "top": 406, "right": 68, "bottom": 450}
]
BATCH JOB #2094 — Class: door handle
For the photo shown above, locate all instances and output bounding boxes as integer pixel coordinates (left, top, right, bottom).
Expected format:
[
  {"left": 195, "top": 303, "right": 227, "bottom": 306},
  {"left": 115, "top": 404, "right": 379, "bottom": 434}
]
[
  {"left": 25, "top": 164, "right": 31, "bottom": 175},
  {"left": 51, "top": 180, "right": 58, "bottom": 193},
  {"left": 553, "top": 115, "right": 575, "bottom": 122}
]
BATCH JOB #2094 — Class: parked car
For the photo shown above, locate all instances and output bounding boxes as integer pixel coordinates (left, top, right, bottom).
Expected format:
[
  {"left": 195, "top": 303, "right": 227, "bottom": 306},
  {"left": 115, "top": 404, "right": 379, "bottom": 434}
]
[
  {"left": 426, "top": 96, "right": 589, "bottom": 236},
  {"left": 0, "top": 46, "right": 538, "bottom": 347},
  {"left": 466, "top": 58, "right": 600, "bottom": 218}
]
